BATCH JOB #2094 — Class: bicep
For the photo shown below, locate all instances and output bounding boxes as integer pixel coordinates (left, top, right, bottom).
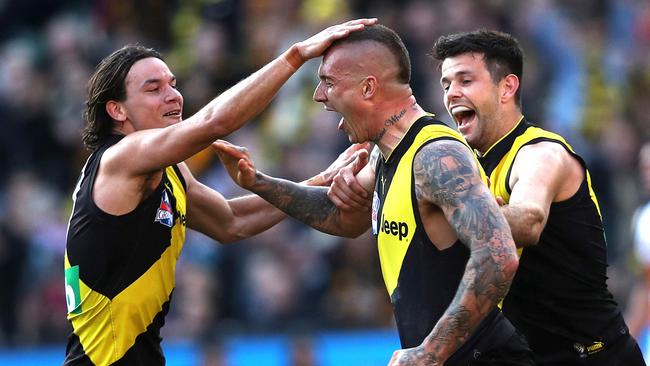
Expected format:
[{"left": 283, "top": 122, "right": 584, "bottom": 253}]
[
  {"left": 180, "top": 164, "right": 236, "bottom": 241},
  {"left": 110, "top": 122, "right": 218, "bottom": 176},
  {"left": 413, "top": 140, "right": 509, "bottom": 246},
  {"left": 508, "top": 143, "right": 567, "bottom": 221}
]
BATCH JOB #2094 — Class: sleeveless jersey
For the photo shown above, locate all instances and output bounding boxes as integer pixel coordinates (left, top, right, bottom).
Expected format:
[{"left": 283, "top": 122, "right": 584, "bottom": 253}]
[
  {"left": 478, "top": 118, "right": 625, "bottom": 361},
  {"left": 63, "top": 135, "right": 187, "bottom": 365},
  {"left": 372, "top": 116, "right": 518, "bottom": 363}
]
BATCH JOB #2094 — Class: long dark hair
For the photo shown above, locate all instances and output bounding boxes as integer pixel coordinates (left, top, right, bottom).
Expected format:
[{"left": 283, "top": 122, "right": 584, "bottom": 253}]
[{"left": 82, "top": 45, "right": 162, "bottom": 151}]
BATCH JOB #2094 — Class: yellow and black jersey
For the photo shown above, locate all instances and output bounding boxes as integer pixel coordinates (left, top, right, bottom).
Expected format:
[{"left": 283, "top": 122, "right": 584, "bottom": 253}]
[
  {"left": 479, "top": 118, "right": 626, "bottom": 361},
  {"left": 372, "top": 116, "right": 523, "bottom": 363},
  {"left": 63, "top": 135, "right": 187, "bottom": 366}
]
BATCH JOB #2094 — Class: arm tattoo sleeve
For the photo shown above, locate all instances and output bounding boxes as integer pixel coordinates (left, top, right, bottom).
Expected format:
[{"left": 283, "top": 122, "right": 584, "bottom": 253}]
[
  {"left": 252, "top": 172, "right": 343, "bottom": 235},
  {"left": 413, "top": 139, "right": 517, "bottom": 361}
]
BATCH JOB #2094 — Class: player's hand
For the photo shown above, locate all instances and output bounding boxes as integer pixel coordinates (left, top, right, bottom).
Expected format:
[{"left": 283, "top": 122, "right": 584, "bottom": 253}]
[
  {"left": 496, "top": 196, "right": 506, "bottom": 206},
  {"left": 327, "top": 150, "right": 372, "bottom": 212},
  {"left": 310, "top": 142, "right": 371, "bottom": 186},
  {"left": 295, "top": 18, "right": 378, "bottom": 61},
  {"left": 211, "top": 140, "right": 258, "bottom": 189},
  {"left": 388, "top": 346, "right": 441, "bottom": 366}
]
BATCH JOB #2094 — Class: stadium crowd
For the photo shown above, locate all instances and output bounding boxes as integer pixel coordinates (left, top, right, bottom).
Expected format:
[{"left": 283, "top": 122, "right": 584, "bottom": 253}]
[{"left": 0, "top": 0, "right": 649, "bottom": 358}]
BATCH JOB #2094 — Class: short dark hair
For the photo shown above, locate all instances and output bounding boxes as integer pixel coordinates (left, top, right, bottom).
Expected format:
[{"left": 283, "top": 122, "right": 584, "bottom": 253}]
[
  {"left": 329, "top": 24, "right": 411, "bottom": 84},
  {"left": 431, "top": 29, "right": 524, "bottom": 105},
  {"left": 82, "top": 45, "right": 162, "bottom": 151}
]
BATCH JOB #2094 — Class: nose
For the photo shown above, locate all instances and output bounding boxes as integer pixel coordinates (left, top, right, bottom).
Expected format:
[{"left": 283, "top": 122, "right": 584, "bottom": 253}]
[
  {"left": 446, "top": 81, "right": 462, "bottom": 101},
  {"left": 313, "top": 82, "right": 326, "bottom": 102},
  {"left": 165, "top": 86, "right": 182, "bottom": 103}
]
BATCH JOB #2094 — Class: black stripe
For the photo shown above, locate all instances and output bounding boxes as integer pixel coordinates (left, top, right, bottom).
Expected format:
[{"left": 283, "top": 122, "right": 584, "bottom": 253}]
[{"left": 479, "top": 119, "right": 529, "bottom": 176}]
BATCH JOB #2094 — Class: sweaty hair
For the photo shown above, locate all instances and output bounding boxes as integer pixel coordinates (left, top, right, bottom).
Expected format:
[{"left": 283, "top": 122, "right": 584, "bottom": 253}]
[
  {"left": 82, "top": 45, "right": 162, "bottom": 151},
  {"left": 329, "top": 24, "right": 411, "bottom": 84},
  {"left": 431, "top": 29, "right": 524, "bottom": 105}
]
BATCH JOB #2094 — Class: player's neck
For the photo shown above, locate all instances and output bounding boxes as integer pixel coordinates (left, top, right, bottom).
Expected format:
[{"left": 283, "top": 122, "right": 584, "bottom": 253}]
[{"left": 375, "top": 97, "right": 426, "bottom": 158}]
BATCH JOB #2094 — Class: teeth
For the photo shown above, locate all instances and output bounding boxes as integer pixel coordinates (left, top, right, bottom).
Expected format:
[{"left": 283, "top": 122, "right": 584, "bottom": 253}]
[{"left": 451, "top": 106, "right": 472, "bottom": 114}]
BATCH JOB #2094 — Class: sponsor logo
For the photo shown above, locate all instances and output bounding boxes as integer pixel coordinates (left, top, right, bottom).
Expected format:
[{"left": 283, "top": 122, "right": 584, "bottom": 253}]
[
  {"left": 155, "top": 190, "right": 174, "bottom": 227},
  {"left": 65, "top": 265, "right": 81, "bottom": 314},
  {"left": 380, "top": 214, "right": 409, "bottom": 241}
]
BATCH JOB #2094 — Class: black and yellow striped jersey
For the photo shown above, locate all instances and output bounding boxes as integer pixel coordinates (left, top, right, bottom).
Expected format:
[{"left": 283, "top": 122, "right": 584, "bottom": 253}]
[
  {"left": 63, "top": 135, "right": 187, "bottom": 365},
  {"left": 372, "top": 115, "right": 520, "bottom": 363},
  {"left": 478, "top": 118, "right": 625, "bottom": 361}
]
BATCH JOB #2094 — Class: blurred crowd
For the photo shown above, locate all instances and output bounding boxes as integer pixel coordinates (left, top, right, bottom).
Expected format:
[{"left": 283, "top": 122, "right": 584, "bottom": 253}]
[{"left": 1, "top": 0, "right": 650, "bottom": 357}]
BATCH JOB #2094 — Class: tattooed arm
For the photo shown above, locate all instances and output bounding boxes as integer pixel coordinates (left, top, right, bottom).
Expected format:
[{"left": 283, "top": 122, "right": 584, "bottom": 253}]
[
  {"left": 389, "top": 139, "right": 518, "bottom": 366},
  {"left": 213, "top": 140, "right": 377, "bottom": 238}
]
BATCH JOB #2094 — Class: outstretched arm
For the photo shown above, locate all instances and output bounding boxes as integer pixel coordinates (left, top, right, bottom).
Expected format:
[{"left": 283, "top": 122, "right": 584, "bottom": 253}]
[
  {"left": 390, "top": 140, "right": 518, "bottom": 366},
  {"left": 107, "top": 18, "right": 378, "bottom": 176},
  {"left": 213, "top": 140, "right": 375, "bottom": 238},
  {"left": 186, "top": 142, "right": 371, "bottom": 243}
]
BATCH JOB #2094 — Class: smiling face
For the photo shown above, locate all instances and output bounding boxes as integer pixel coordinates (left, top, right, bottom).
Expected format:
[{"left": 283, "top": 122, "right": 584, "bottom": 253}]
[
  {"left": 440, "top": 52, "right": 503, "bottom": 153},
  {"left": 119, "top": 57, "right": 183, "bottom": 131}
]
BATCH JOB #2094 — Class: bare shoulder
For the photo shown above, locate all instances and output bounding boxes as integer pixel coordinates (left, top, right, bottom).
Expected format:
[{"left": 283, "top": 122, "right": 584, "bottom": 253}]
[
  {"left": 413, "top": 139, "right": 483, "bottom": 206},
  {"left": 512, "top": 140, "right": 583, "bottom": 200},
  {"left": 516, "top": 141, "right": 574, "bottom": 167}
]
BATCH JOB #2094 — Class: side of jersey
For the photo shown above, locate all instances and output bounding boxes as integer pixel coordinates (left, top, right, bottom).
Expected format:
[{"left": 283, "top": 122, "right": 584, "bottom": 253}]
[
  {"left": 63, "top": 135, "right": 187, "bottom": 366},
  {"left": 479, "top": 120, "right": 624, "bottom": 361},
  {"left": 372, "top": 117, "right": 515, "bottom": 362}
]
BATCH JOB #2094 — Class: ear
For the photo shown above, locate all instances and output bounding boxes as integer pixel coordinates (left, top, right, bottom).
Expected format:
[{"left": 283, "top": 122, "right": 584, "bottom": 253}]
[
  {"left": 106, "top": 100, "right": 127, "bottom": 122},
  {"left": 361, "top": 76, "right": 377, "bottom": 99},
  {"left": 500, "top": 74, "right": 519, "bottom": 103}
]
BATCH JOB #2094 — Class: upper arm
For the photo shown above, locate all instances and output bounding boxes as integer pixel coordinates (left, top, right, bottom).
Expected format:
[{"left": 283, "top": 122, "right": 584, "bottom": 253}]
[
  {"left": 508, "top": 142, "right": 577, "bottom": 226},
  {"left": 413, "top": 139, "right": 511, "bottom": 249},
  {"left": 105, "top": 121, "right": 222, "bottom": 178},
  {"left": 179, "top": 163, "right": 237, "bottom": 241}
]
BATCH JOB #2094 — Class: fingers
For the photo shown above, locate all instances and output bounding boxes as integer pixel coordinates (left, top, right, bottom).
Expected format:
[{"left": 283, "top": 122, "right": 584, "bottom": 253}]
[
  {"left": 343, "top": 18, "right": 378, "bottom": 26},
  {"left": 387, "top": 350, "right": 399, "bottom": 366},
  {"left": 350, "top": 150, "right": 369, "bottom": 175},
  {"left": 211, "top": 140, "right": 249, "bottom": 160},
  {"left": 328, "top": 167, "right": 370, "bottom": 211},
  {"left": 496, "top": 196, "right": 506, "bottom": 206}
]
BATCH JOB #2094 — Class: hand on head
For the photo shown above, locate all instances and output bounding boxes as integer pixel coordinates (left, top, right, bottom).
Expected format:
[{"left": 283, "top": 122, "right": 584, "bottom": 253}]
[
  {"left": 211, "top": 140, "right": 258, "bottom": 189},
  {"left": 293, "top": 18, "right": 378, "bottom": 64}
]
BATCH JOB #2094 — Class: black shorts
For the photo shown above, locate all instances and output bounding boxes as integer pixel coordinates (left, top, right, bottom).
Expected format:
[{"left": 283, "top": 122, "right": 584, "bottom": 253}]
[
  {"left": 470, "top": 330, "right": 537, "bottom": 366},
  {"left": 444, "top": 309, "right": 536, "bottom": 366},
  {"left": 538, "top": 334, "right": 646, "bottom": 366}
]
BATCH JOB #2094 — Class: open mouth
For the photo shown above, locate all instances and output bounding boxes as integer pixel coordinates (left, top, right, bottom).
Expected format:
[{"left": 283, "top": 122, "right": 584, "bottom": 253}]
[
  {"left": 451, "top": 106, "right": 476, "bottom": 128},
  {"left": 163, "top": 110, "right": 182, "bottom": 118}
]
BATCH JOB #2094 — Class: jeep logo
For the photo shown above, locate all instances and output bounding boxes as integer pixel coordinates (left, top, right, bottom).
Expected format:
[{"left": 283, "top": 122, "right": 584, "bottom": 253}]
[{"left": 381, "top": 214, "right": 409, "bottom": 241}]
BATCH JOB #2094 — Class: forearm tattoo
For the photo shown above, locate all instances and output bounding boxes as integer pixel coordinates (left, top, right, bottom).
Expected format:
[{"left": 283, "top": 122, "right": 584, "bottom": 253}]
[
  {"left": 414, "top": 140, "right": 516, "bottom": 358},
  {"left": 253, "top": 172, "right": 341, "bottom": 234}
]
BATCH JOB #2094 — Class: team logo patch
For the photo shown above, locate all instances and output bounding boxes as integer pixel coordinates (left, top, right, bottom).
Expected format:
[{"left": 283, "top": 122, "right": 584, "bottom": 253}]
[
  {"left": 155, "top": 190, "right": 174, "bottom": 227},
  {"left": 372, "top": 191, "right": 380, "bottom": 235}
]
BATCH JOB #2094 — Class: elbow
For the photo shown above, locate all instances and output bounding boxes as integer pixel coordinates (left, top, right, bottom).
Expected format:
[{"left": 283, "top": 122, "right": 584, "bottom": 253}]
[{"left": 510, "top": 205, "right": 545, "bottom": 247}]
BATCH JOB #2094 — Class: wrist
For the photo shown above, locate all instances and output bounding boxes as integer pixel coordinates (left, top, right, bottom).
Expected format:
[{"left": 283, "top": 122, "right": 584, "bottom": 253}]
[
  {"left": 304, "top": 173, "right": 326, "bottom": 187},
  {"left": 280, "top": 45, "right": 304, "bottom": 72}
]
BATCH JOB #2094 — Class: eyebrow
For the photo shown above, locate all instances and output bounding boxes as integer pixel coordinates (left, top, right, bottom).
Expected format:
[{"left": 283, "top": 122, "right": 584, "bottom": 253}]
[
  {"left": 440, "top": 70, "right": 472, "bottom": 84},
  {"left": 142, "top": 75, "right": 176, "bottom": 87}
]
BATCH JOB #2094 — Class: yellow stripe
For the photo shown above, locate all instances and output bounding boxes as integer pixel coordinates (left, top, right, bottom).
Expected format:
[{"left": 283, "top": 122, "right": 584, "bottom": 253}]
[{"left": 67, "top": 167, "right": 186, "bottom": 365}]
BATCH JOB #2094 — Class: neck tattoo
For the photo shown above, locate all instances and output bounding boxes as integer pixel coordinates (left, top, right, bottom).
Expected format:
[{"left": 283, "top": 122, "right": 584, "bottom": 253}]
[{"left": 384, "top": 108, "right": 407, "bottom": 126}]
